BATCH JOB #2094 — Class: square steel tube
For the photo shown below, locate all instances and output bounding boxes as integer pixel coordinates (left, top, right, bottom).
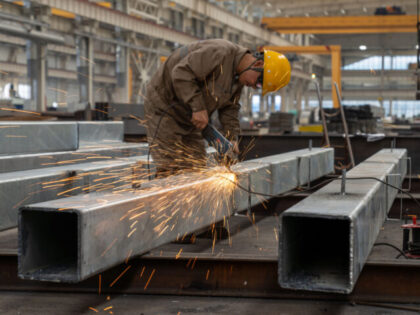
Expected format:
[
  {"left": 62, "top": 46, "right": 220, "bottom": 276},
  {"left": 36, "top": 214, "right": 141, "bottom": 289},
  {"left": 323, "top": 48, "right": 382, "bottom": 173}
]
[
  {"left": 78, "top": 122, "right": 124, "bottom": 144},
  {"left": 19, "top": 148, "right": 334, "bottom": 282},
  {"left": 0, "top": 143, "right": 147, "bottom": 173},
  {"left": 0, "top": 122, "right": 78, "bottom": 155},
  {"left": 279, "top": 149, "right": 407, "bottom": 294},
  {"left": 0, "top": 155, "right": 152, "bottom": 231}
]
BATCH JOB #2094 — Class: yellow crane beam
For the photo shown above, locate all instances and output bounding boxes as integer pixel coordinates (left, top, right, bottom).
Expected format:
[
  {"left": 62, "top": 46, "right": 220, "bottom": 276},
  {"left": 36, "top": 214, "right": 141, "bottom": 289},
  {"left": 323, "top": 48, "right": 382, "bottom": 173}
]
[
  {"left": 262, "top": 15, "right": 417, "bottom": 34},
  {"left": 264, "top": 45, "right": 341, "bottom": 108}
]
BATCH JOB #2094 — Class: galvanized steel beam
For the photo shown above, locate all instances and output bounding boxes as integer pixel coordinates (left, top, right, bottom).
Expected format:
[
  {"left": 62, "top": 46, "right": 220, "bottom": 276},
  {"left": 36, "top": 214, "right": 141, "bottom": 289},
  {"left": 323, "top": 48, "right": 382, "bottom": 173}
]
[
  {"left": 0, "top": 142, "right": 147, "bottom": 173},
  {"left": 0, "top": 121, "right": 127, "bottom": 156},
  {"left": 0, "top": 155, "right": 152, "bottom": 231},
  {"left": 18, "top": 148, "right": 333, "bottom": 282},
  {"left": 78, "top": 122, "right": 124, "bottom": 144},
  {"left": 0, "top": 122, "right": 78, "bottom": 155},
  {"left": 279, "top": 149, "right": 407, "bottom": 294}
]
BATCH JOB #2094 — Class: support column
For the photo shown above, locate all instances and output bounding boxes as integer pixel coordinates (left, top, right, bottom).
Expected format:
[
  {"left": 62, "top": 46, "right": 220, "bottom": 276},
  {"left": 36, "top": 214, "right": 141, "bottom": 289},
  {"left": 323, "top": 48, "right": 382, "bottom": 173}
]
[
  {"left": 331, "top": 47, "right": 341, "bottom": 108},
  {"left": 270, "top": 94, "right": 276, "bottom": 112},
  {"left": 76, "top": 36, "right": 94, "bottom": 108},
  {"left": 26, "top": 41, "right": 47, "bottom": 112},
  {"left": 259, "top": 94, "right": 265, "bottom": 117},
  {"left": 295, "top": 79, "right": 305, "bottom": 111},
  {"left": 116, "top": 43, "right": 130, "bottom": 103},
  {"left": 304, "top": 89, "right": 310, "bottom": 109},
  {"left": 280, "top": 88, "right": 287, "bottom": 112},
  {"left": 389, "top": 98, "right": 393, "bottom": 117},
  {"left": 379, "top": 51, "right": 385, "bottom": 108},
  {"left": 241, "top": 87, "right": 252, "bottom": 118}
]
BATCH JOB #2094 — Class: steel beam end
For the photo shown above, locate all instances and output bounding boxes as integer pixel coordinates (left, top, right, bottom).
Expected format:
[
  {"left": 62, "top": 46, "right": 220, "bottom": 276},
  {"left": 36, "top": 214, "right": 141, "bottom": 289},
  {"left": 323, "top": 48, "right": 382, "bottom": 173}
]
[
  {"left": 279, "top": 213, "right": 352, "bottom": 294},
  {"left": 18, "top": 207, "right": 80, "bottom": 282}
]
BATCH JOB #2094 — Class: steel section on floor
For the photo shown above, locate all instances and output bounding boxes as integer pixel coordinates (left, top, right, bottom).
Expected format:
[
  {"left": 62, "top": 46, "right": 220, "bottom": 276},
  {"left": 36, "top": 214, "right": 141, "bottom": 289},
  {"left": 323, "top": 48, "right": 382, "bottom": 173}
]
[
  {"left": 0, "top": 143, "right": 147, "bottom": 173},
  {"left": 0, "top": 155, "right": 152, "bottom": 231},
  {"left": 1, "top": 216, "right": 420, "bottom": 303},
  {"left": 239, "top": 134, "right": 420, "bottom": 174},
  {"left": 0, "top": 122, "right": 78, "bottom": 155},
  {"left": 18, "top": 149, "right": 333, "bottom": 282},
  {"left": 279, "top": 149, "right": 407, "bottom": 294}
]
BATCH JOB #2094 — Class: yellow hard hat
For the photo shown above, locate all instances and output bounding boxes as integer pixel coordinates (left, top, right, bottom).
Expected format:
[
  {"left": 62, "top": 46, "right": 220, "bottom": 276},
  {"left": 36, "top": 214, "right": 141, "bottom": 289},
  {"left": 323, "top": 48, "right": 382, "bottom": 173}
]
[{"left": 262, "top": 50, "right": 291, "bottom": 96}]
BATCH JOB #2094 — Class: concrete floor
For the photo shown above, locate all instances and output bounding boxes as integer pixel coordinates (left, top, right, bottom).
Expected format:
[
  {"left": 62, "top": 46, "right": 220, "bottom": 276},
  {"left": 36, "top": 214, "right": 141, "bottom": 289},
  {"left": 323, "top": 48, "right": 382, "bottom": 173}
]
[{"left": 0, "top": 291, "right": 418, "bottom": 315}]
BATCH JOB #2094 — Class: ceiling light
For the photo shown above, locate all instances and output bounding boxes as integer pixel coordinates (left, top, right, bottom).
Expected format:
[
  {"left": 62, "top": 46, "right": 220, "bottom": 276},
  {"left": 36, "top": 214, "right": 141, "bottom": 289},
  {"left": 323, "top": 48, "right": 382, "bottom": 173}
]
[
  {"left": 340, "top": 9, "right": 346, "bottom": 14},
  {"left": 362, "top": 7, "right": 367, "bottom": 12},
  {"left": 416, "top": 44, "right": 419, "bottom": 49},
  {"left": 359, "top": 45, "right": 367, "bottom": 51},
  {"left": 277, "top": 8, "right": 282, "bottom": 13},
  {"left": 266, "top": 2, "right": 272, "bottom": 7},
  {"left": 311, "top": 73, "right": 316, "bottom": 79}
]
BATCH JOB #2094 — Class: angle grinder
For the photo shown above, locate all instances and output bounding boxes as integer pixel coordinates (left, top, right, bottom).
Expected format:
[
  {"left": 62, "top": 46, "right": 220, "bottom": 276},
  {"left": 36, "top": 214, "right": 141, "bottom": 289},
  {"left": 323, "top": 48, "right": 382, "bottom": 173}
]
[{"left": 202, "top": 124, "right": 237, "bottom": 166}]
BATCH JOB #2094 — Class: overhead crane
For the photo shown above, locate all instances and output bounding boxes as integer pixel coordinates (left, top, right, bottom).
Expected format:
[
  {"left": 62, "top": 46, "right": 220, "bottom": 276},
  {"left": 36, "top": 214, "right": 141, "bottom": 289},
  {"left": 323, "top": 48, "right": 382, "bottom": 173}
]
[{"left": 262, "top": 15, "right": 417, "bottom": 34}]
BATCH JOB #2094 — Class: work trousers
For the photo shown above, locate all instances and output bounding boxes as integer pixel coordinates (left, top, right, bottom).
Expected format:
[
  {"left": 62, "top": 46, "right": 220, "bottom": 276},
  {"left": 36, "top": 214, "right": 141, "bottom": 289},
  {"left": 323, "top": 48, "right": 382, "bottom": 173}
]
[{"left": 145, "top": 111, "right": 207, "bottom": 178}]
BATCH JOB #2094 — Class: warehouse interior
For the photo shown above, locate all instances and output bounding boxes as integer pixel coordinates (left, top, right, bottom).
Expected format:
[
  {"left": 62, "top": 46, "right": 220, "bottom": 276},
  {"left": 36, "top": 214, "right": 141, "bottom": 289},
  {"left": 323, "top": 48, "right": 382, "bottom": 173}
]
[{"left": 0, "top": 0, "right": 419, "bottom": 314}]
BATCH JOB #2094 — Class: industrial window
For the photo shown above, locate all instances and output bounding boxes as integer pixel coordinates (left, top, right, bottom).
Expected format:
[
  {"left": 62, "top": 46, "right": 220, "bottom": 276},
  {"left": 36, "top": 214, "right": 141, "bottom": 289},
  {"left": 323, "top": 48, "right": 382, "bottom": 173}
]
[
  {"left": 391, "top": 100, "right": 420, "bottom": 118},
  {"left": 343, "top": 55, "right": 416, "bottom": 70},
  {"left": 0, "top": 83, "right": 11, "bottom": 99},
  {"left": 274, "top": 95, "right": 281, "bottom": 111},
  {"left": 392, "top": 56, "right": 417, "bottom": 70},
  {"left": 308, "top": 100, "right": 333, "bottom": 108},
  {"left": 343, "top": 56, "right": 382, "bottom": 70},
  {"left": 342, "top": 100, "right": 381, "bottom": 107},
  {"left": 228, "top": 33, "right": 240, "bottom": 44},
  {"left": 211, "top": 26, "right": 224, "bottom": 39},
  {"left": 169, "top": 9, "right": 184, "bottom": 32},
  {"left": 192, "top": 18, "right": 205, "bottom": 38},
  {"left": 18, "top": 84, "right": 31, "bottom": 99},
  {"left": 252, "top": 94, "right": 260, "bottom": 112}
]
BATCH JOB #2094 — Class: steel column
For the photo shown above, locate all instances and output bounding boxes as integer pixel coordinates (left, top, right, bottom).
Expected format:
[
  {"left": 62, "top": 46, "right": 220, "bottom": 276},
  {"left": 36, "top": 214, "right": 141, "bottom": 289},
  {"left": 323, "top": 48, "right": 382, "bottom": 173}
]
[
  {"left": 76, "top": 36, "right": 94, "bottom": 108},
  {"left": 26, "top": 41, "right": 47, "bottom": 112},
  {"left": 115, "top": 44, "right": 130, "bottom": 103}
]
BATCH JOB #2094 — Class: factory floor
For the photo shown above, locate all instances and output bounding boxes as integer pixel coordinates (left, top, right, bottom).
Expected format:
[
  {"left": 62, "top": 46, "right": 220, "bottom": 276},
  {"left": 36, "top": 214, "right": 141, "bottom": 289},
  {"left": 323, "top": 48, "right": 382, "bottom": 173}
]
[
  {"left": 1, "top": 215, "right": 420, "bottom": 314},
  {"left": 0, "top": 291, "right": 418, "bottom": 315}
]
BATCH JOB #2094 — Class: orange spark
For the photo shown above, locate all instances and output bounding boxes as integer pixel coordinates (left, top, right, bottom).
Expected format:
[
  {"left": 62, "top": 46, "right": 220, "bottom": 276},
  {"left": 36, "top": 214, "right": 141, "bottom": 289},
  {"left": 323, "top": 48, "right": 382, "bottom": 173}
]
[
  {"left": 109, "top": 265, "right": 131, "bottom": 288},
  {"left": 191, "top": 257, "right": 198, "bottom": 270},
  {"left": 175, "top": 248, "right": 183, "bottom": 259},
  {"left": 144, "top": 269, "right": 156, "bottom": 290},
  {"left": 125, "top": 249, "right": 133, "bottom": 264},
  {"left": 100, "top": 238, "right": 118, "bottom": 257},
  {"left": 127, "top": 228, "right": 136, "bottom": 238},
  {"left": 0, "top": 107, "right": 41, "bottom": 115},
  {"left": 140, "top": 266, "right": 146, "bottom": 278}
]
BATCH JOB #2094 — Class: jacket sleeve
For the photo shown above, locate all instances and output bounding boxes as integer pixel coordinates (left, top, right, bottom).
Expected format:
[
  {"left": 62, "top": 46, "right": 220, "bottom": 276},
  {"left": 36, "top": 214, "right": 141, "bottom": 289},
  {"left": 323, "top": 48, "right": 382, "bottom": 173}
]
[
  {"left": 218, "top": 88, "right": 242, "bottom": 141},
  {"left": 171, "top": 47, "right": 226, "bottom": 112}
]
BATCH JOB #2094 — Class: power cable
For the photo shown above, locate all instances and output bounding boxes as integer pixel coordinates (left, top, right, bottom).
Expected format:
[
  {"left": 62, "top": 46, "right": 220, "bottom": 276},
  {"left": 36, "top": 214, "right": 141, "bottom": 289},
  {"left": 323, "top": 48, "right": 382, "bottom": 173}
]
[
  {"left": 226, "top": 174, "right": 420, "bottom": 213},
  {"left": 373, "top": 242, "right": 409, "bottom": 259}
]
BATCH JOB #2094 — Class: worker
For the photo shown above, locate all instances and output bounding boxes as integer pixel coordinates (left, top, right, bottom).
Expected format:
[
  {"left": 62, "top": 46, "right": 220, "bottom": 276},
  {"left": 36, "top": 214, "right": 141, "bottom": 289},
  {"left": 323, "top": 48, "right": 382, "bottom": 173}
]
[{"left": 144, "top": 38, "right": 291, "bottom": 177}]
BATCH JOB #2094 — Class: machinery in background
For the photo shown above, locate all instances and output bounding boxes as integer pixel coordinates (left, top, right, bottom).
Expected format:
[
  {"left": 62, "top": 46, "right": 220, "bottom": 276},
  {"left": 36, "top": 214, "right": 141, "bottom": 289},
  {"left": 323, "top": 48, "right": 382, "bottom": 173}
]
[
  {"left": 324, "top": 104, "right": 384, "bottom": 134},
  {"left": 402, "top": 215, "right": 420, "bottom": 258},
  {"left": 268, "top": 112, "right": 295, "bottom": 134}
]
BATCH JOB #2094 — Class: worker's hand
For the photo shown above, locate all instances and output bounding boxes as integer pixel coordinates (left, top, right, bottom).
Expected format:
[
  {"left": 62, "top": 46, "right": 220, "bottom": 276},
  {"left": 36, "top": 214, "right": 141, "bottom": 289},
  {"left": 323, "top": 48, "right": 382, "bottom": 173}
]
[
  {"left": 191, "top": 110, "right": 209, "bottom": 130},
  {"left": 231, "top": 141, "right": 239, "bottom": 154}
]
